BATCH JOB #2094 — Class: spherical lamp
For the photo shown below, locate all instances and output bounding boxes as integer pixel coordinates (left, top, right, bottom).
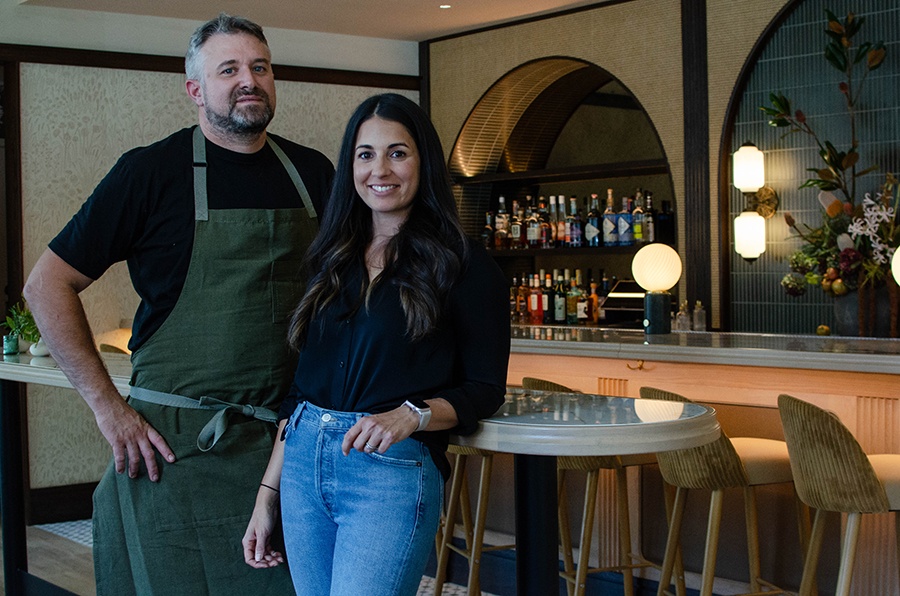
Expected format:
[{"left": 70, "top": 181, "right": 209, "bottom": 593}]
[{"left": 632, "top": 244, "right": 683, "bottom": 334}]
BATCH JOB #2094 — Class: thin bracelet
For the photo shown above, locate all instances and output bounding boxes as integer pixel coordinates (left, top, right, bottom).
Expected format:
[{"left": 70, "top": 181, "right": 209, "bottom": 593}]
[{"left": 260, "top": 482, "right": 280, "bottom": 493}]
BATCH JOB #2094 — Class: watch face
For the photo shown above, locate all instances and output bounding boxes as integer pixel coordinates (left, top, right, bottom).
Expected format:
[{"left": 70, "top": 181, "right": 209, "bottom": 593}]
[{"left": 408, "top": 399, "right": 430, "bottom": 410}]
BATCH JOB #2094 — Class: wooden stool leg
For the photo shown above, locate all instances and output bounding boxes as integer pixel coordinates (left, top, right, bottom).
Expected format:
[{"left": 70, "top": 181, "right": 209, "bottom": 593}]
[
  {"left": 574, "top": 470, "right": 599, "bottom": 596},
  {"left": 743, "top": 487, "right": 761, "bottom": 593},
  {"left": 657, "top": 486, "right": 687, "bottom": 596},
  {"left": 467, "top": 454, "right": 494, "bottom": 596},
  {"left": 662, "top": 482, "right": 686, "bottom": 596},
  {"left": 558, "top": 469, "right": 575, "bottom": 596},
  {"left": 798, "top": 508, "right": 827, "bottom": 596},
  {"left": 435, "top": 453, "right": 467, "bottom": 596},
  {"left": 616, "top": 466, "right": 635, "bottom": 596},
  {"left": 895, "top": 512, "right": 900, "bottom": 595},
  {"left": 835, "top": 512, "right": 862, "bottom": 596},
  {"left": 795, "top": 496, "right": 815, "bottom": 595},
  {"left": 700, "top": 489, "right": 724, "bottom": 596}
]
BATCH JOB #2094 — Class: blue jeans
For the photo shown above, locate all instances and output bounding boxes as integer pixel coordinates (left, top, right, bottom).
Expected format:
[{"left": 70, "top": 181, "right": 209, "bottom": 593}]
[{"left": 281, "top": 402, "right": 443, "bottom": 596}]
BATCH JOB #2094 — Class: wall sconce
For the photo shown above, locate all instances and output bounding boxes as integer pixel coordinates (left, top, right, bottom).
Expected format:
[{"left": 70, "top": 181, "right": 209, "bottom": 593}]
[
  {"left": 732, "top": 142, "right": 778, "bottom": 262},
  {"left": 632, "top": 243, "right": 683, "bottom": 334}
]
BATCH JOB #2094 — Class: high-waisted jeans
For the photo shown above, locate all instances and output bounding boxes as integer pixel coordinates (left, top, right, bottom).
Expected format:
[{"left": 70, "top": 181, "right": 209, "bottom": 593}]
[{"left": 281, "top": 401, "right": 443, "bottom": 596}]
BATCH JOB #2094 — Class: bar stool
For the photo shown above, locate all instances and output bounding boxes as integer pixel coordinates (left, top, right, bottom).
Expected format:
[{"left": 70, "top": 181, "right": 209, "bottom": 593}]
[
  {"left": 641, "top": 386, "right": 806, "bottom": 596},
  {"left": 522, "top": 377, "right": 673, "bottom": 596},
  {"left": 778, "top": 394, "right": 900, "bottom": 596},
  {"left": 433, "top": 443, "right": 515, "bottom": 596}
]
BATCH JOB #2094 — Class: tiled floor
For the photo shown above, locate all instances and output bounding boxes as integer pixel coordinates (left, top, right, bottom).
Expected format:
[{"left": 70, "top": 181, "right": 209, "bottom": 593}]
[{"left": 35, "top": 520, "right": 497, "bottom": 596}]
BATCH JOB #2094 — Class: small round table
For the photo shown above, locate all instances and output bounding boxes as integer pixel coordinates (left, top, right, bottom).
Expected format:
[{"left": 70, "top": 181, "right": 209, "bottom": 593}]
[{"left": 451, "top": 387, "right": 720, "bottom": 596}]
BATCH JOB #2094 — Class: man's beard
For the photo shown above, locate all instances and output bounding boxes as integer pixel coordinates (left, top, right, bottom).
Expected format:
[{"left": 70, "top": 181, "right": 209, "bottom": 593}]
[{"left": 205, "top": 88, "right": 273, "bottom": 137}]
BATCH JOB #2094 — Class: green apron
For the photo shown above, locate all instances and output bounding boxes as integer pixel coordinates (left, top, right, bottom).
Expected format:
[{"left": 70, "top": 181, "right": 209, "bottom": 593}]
[{"left": 93, "top": 127, "right": 318, "bottom": 596}]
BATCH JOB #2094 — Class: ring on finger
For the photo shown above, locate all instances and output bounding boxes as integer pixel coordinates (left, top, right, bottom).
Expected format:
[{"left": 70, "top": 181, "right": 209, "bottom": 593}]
[{"left": 364, "top": 442, "right": 377, "bottom": 452}]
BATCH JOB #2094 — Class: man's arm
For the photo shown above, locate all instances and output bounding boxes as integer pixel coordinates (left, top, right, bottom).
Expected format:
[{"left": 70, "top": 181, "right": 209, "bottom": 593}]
[{"left": 23, "top": 249, "right": 175, "bottom": 481}]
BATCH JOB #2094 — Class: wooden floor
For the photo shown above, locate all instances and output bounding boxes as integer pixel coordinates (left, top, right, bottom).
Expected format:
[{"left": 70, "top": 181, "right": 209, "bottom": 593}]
[{"left": 0, "top": 526, "right": 96, "bottom": 596}]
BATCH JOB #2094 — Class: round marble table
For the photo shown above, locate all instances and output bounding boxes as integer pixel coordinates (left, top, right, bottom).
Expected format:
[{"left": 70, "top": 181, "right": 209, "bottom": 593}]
[{"left": 451, "top": 387, "right": 720, "bottom": 596}]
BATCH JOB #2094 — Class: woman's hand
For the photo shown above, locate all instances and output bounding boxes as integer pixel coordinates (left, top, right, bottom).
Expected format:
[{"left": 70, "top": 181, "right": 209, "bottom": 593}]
[
  {"left": 341, "top": 406, "right": 419, "bottom": 455},
  {"left": 242, "top": 487, "right": 285, "bottom": 568}
]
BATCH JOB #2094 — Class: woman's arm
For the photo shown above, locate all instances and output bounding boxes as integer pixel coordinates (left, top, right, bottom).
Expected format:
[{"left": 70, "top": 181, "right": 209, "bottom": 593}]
[{"left": 242, "top": 419, "right": 288, "bottom": 568}]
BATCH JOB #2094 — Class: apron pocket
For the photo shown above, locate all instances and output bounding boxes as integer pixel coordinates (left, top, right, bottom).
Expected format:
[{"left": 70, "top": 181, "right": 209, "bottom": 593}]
[{"left": 147, "top": 420, "right": 275, "bottom": 532}]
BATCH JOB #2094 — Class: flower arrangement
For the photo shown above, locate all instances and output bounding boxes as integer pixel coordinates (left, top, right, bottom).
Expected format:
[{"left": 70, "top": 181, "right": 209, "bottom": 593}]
[{"left": 761, "top": 9, "right": 898, "bottom": 336}]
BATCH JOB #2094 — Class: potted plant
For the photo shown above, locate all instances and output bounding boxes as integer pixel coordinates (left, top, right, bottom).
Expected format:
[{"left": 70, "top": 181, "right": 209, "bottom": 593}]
[
  {"left": 3, "top": 300, "right": 41, "bottom": 354},
  {"left": 761, "top": 9, "right": 898, "bottom": 336}
]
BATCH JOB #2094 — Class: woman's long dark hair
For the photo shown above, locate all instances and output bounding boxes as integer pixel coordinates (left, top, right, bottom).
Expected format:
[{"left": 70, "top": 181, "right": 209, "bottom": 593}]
[{"left": 288, "top": 93, "right": 470, "bottom": 349}]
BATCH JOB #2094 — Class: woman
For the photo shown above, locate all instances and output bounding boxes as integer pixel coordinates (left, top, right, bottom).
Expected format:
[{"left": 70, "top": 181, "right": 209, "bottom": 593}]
[{"left": 242, "top": 93, "right": 510, "bottom": 595}]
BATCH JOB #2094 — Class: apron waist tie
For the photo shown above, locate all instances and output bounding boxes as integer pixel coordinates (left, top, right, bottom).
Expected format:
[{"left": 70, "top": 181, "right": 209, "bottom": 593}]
[{"left": 129, "top": 386, "right": 278, "bottom": 452}]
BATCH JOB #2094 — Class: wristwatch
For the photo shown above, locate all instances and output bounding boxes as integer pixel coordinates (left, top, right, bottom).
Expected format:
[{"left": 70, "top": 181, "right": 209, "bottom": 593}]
[{"left": 403, "top": 399, "right": 432, "bottom": 432}]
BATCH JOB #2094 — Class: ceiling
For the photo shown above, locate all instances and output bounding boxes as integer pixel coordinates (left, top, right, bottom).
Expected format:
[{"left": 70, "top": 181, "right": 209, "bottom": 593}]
[{"left": 22, "top": 0, "right": 606, "bottom": 42}]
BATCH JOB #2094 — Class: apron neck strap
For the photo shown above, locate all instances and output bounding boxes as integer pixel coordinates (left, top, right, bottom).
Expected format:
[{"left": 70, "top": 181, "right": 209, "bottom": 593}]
[{"left": 191, "top": 126, "right": 318, "bottom": 222}]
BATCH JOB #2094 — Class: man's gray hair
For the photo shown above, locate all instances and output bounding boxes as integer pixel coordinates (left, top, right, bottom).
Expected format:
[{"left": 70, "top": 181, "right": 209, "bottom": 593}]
[{"left": 185, "top": 13, "right": 269, "bottom": 81}]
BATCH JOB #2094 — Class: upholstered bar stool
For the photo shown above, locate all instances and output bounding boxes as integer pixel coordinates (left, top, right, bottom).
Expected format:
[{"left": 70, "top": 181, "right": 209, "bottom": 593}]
[
  {"left": 521, "top": 377, "right": 673, "bottom": 596},
  {"left": 641, "top": 386, "right": 806, "bottom": 596},
  {"left": 433, "top": 443, "right": 515, "bottom": 596},
  {"left": 778, "top": 394, "right": 900, "bottom": 596}
]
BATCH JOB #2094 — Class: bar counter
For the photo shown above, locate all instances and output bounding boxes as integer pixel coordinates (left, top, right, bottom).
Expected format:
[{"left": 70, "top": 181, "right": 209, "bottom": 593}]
[
  {"left": 511, "top": 325, "right": 900, "bottom": 374},
  {"left": 507, "top": 324, "right": 899, "bottom": 595}
]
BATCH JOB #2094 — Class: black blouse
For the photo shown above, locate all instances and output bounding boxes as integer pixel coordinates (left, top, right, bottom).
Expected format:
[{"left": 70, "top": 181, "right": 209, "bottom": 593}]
[{"left": 279, "top": 241, "right": 510, "bottom": 478}]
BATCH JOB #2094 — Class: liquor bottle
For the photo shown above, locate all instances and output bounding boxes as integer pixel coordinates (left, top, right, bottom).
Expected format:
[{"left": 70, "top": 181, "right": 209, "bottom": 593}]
[
  {"left": 602, "top": 189, "right": 618, "bottom": 247},
  {"left": 542, "top": 274, "right": 554, "bottom": 324},
  {"left": 553, "top": 275, "right": 567, "bottom": 324},
  {"left": 537, "top": 200, "right": 553, "bottom": 249},
  {"left": 643, "top": 191, "right": 656, "bottom": 243},
  {"left": 548, "top": 196, "right": 559, "bottom": 246},
  {"left": 692, "top": 300, "right": 707, "bottom": 331},
  {"left": 657, "top": 199, "right": 675, "bottom": 246},
  {"left": 509, "top": 199, "right": 524, "bottom": 250},
  {"left": 480, "top": 211, "right": 494, "bottom": 249},
  {"left": 674, "top": 299, "right": 691, "bottom": 331},
  {"left": 585, "top": 193, "right": 601, "bottom": 247},
  {"left": 589, "top": 281, "right": 601, "bottom": 325},
  {"left": 565, "top": 273, "right": 585, "bottom": 325},
  {"left": 516, "top": 274, "right": 529, "bottom": 323},
  {"left": 494, "top": 196, "right": 510, "bottom": 249},
  {"left": 517, "top": 200, "right": 528, "bottom": 248},
  {"left": 563, "top": 199, "right": 574, "bottom": 247},
  {"left": 525, "top": 200, "right": 540, "bottom": 249},
  {"left": 568, "top": 196, "right": 583, "bottom": 248},
  {"left": 617, "top": 196, "right": 634, "bottom": 246},
  {"left": 632, "top": 189, "right": 645, "bottom": 245},
  {"left": 509, "top": 276, "right": 518, "bottom": 321},
  {"left": 575, "top": 269, "right": 589, "bottom": 324},
  {"left": 529, "top": 275, "right": 544, "bottom": 325},
  {"left": 556, "top": 197, "right": 567, "bottom": 248}
]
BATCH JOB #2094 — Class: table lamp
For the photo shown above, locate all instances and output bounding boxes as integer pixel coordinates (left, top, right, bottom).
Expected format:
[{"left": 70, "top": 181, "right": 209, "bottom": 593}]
[{"left": 632, "top": 243, "right": 683, "bottom": 334}]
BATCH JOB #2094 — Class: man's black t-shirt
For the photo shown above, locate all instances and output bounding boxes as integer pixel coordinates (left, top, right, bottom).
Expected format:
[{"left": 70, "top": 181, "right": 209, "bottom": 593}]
[{"left": 49, "top": 127, "right": 333, "bottom": 351}]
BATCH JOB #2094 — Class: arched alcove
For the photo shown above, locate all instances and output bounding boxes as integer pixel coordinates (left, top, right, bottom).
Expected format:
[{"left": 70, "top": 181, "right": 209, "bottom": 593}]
[
  {"left": 447, "top": 57, "right": 676, "bottom": 286},
  {"left": 720, "top": 0, "right": 900, "bottom": 334}
]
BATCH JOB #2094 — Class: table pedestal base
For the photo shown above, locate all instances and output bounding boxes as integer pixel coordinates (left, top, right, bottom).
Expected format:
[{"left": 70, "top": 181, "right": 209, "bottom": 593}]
[{"left": 514, "top": 454, "right": 559, "bottom": 596}]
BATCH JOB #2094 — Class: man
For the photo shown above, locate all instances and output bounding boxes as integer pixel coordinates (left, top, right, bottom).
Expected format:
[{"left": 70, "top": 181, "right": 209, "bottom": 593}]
[{"left": 23, "top": 14, "right": 332, "bottom": 595}]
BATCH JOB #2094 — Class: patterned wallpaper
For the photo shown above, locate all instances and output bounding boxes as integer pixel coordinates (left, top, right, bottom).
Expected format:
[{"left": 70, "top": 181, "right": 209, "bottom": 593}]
[{"left": 20, "top": 62, "right": 416, "bottom": 488}]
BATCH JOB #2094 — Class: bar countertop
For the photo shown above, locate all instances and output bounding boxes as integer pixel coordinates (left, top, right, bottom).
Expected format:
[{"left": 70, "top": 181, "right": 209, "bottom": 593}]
[{"left": 511, "top": 325, "right": 900, "bottom": 375}]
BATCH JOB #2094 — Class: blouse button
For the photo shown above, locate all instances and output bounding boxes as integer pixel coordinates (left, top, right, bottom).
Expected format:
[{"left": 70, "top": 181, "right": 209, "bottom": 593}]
[{"left": 339, "top": 361, "right": 345, "bottom": 368}]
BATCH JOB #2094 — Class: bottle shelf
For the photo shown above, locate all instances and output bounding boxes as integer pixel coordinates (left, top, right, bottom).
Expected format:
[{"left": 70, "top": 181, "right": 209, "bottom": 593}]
[
  {"left": 453, "top": 159, "right": 670, "bottom": 186},
  {"left": 486, "top": 245, "right": 641, "bottom": 257}
]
